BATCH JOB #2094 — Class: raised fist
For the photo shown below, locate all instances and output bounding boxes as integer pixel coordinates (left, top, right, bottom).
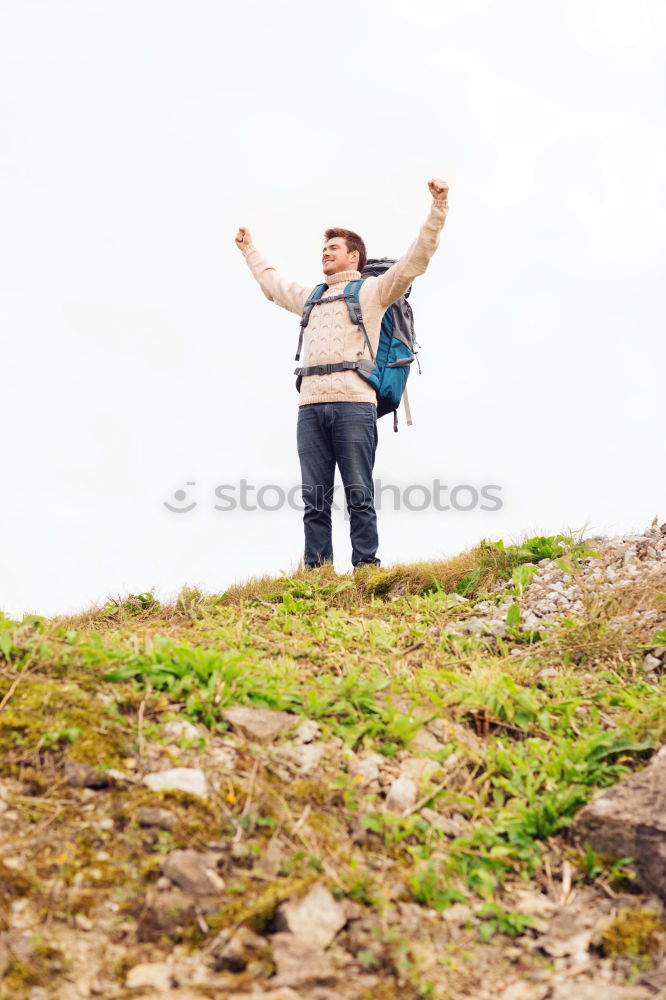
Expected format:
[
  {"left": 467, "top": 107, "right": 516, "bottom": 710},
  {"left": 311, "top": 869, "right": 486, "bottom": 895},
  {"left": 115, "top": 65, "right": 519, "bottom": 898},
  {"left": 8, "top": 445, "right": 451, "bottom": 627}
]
[
  {"left": 428, "top": 179, "right": 449, "bottom": 202},
  {"left": 235, "top": 226, "right": 252, "bottom": 251}
]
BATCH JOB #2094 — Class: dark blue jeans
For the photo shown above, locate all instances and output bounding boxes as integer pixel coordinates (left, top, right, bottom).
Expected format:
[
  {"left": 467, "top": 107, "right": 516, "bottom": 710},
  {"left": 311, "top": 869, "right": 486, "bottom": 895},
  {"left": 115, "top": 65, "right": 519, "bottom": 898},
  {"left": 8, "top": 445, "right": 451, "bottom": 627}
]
[{"left": 296, "top": 402, "right": 380, "bottom": 568}]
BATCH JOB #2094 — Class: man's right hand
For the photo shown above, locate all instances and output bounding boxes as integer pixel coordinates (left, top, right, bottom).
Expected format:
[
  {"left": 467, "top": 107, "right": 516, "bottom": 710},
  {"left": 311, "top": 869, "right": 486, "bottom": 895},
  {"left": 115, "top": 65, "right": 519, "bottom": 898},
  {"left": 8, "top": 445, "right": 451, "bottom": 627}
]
[{"left": 235, "top": 226, "right": 252, "bottom": 251}]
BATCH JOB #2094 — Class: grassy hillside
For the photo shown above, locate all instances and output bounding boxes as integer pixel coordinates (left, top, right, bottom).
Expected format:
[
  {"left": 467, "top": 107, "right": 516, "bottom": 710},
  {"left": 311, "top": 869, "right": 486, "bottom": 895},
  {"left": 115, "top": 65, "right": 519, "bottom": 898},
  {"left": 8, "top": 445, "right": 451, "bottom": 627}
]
[{"left": 1, "top": 529, "right": 665, "bottom": 999}]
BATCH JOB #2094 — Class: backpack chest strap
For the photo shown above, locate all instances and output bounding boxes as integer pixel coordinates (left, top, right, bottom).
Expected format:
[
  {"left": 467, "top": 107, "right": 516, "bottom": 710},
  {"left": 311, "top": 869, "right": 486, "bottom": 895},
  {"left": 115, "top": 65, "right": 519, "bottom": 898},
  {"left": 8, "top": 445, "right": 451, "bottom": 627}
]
[{"left": 295, "top": 281, "right": 375, "bottom": 362}]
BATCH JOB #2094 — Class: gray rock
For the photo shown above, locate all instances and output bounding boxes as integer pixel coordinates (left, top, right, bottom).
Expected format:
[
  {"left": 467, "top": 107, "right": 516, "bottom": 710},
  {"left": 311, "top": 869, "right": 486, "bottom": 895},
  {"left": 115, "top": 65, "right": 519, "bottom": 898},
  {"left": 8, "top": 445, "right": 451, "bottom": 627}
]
[
  {"left": 143, "top": 767, "right": 208, "bottom": 799},
  {"left": 63, "top": 760, "right": 112, "bottom": 789},
  {"left": 125, "top": 961, "right": 174, "bottom": 990},
  {"left": 160, "top": 719, "right": 200, "bottom": 742},
  {"left": 275, "top": 883, "right": 346, "bottom": 949},
  {"left": 399, "top": 756, "right": 439, "bottom": 782},
  {"left": 463, "top": 616, "right": 485, "bottom": 635},
  {"left": 549, "top": 983, "right": 652, "bottom": 1000},
  {"left": 347, "top": 752, "right": 383, "bottom": 787},
  {"left": 209, "top": 925, "right": 269, "bottom": 972},
  {"left": 222, "top": 706, "right": 296, "bottom": 743},
  {"left": 289, "top": 742, "right": 325, "bottom": 773},
  {"left": 228, "top": 989, "right": 302, "bottom": 1000},
  {"left": 138, "top": 886, "right": 197, "bottom": 939},
  {"left": 441, "top": 902, "right": 473, "bottom": 923},
  {"left": 421, "top": 807, "right": 466, "bottom": 836},
  {"left": 571, "top": 745, "right": 666, "bottom": 901},
  {"left": 498, "top": 983, "right": 549, "bottom": 1000},
  {"left": 292, "top": 719, "right": 320, "bottom": 744},
  {"left": 136, "top": 806, "right": 177, "bottom": 831},
  {"left": 269, "top": 931, "right": 339, "bottom": 988},
  {"left": 162, "top": 850, "right": 225, "bottom": 896},
  {"left": 408, "top": 728, "right": 444, "bottom": 752},
  {"left": 384, "top": 776, "right": 417, "bottom": 814}
]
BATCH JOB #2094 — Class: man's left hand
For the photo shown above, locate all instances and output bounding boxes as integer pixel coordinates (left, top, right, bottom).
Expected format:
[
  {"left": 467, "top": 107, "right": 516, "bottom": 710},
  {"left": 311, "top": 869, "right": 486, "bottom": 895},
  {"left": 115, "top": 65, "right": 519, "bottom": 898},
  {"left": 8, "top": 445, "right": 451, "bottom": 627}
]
[{"left": 428, "top": 178, "right": 449, "bottom": 201}]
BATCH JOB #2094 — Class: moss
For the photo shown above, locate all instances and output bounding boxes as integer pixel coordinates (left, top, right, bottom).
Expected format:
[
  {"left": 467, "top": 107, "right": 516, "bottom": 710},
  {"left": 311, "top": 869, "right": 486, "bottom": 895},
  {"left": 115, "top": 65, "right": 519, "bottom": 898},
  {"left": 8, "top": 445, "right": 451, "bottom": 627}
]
[
  {"left": 0, "top": 861, "right": 35, "bottom": 929},
  {"left": 601, "top": 909, "right": 665, "bottom": 956},
  {"left": 0, "top": 937, "right": 67, "bottom": 998},
  {"left": 203, "top": 873, "right": 319, "bottom": 938},
  {"left": 0, "top": 677, "right": 131, "bottom": 771},
  {"left": 120, "top": 787, "right": 226, "bottom": 847},
  {"left": 288, "top": 778, "right": 333, "bottom": 806}
]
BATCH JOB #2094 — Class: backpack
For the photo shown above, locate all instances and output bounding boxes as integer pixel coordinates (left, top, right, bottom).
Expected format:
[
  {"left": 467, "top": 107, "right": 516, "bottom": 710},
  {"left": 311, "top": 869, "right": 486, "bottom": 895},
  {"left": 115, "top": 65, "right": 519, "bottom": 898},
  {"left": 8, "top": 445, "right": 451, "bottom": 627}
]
[{"left": 293, "top": 258, "right": 419, "bottom": 432}]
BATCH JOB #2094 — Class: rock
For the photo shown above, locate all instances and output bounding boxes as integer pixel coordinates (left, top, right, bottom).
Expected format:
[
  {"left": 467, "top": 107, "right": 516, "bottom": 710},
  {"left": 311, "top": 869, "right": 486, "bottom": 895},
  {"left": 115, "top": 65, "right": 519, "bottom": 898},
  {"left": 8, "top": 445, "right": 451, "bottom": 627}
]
[
  {"left": 421, "top": 807, "right": 466, "bottom": 836},
  {"left": 399, "top": 756, "right": 439, "bottom": 782},
  {"left": 228, "top": 990, "right": 300, "bottom": 1000},
  {"left": 63, "top": 760, "right": 112, "bottom": 789},
  {"left": 269, "top": 932, "right": 339, "bottom": 988},
  {"left": 511, "top": 889, "right": 556, "bottom": 918},
  {"left": 408, "top": 728, "right": 444, "bottom": 752},
  {"left": 255, "top": 836, "right": 290, "bottom": 877},
  {"left": 384, "top": 776, "right": 417, "bottom": 814},
  {"left": 0, "top": 938, "right": 10, "bottom": 980},
  {"left": 209, "top": 925, "right": 270, "bottom": 972},
  {"left": 162, "top": 850, "right": 225, "bottom": 896},
  {"left": 425, "top": 625, "right": 441, "bottom": 641},
  {"left": 143, "top": 767, "right": 208, "bottom": 799},
  {"left": 540, "top": 927, "right": 594, "bottom": 961},
  {"left": 161, "top": 719, "right": 200, "bottom": 742},
  {"left": 570, "top": 745, "right": 666, "bottom": 900},
  {"left": 441, "top": 902, "right": 473, "bottom": 923},
  {"left": 499, "top": 982, "right": 549, "bottom": 1000},
  {"left": 208, "top": 744, "right": 238, "bottom": 769},
  {"left": 136, "top": 806, "right": 177, "bottom": 831},
  {"left": 463, "top": 616, "right": 485, "bottom": 635},
  {"left": 548, "top": 983, "right": 652, "bottom": 1000},
  {"left": 275, "top": 883, "right": 346, "bottom": 949},
  {"left": 222, "top": 706, "right": 296, "bottom": 743},
  {"left": 295, "top": 742, "right": 325, "bottom": 772},
  {"left": 642, "top": 654, "right": 661, "bottom": 671},
  {"left": 138, "top": 884, "right": 225, "bottom": 941},
  {"left": 138, "top": 886, "right": 197, "bottom": 940},
  {"left": 348, "top": 752, "right": 383, "bottom": 787},
  {"left": 125, "top": 961, "right": 174, "bottom": 990},
  {"left": 293, "top": 719, "right": 320, "bottom": 744},
  {"left": 283, "top": 742, "right": 325, "bottom": 773}
]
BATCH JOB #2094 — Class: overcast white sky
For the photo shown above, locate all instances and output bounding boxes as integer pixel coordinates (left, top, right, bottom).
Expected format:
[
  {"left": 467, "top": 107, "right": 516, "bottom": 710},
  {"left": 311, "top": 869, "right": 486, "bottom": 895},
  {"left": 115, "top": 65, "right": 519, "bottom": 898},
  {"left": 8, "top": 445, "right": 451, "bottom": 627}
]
[{"left": 1, "top": 0, "right": 664, "bottom": 619}]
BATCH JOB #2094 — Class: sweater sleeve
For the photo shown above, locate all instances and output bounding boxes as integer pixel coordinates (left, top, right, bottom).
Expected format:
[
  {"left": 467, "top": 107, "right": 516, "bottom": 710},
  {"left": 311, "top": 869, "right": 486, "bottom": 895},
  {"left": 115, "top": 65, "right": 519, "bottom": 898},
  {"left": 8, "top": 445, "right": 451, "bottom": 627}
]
[
  {"left": 241, "top": 245, "right": 309, "bottom": 316},
  {"left": 375, "top": 199, "right": 448, "bottom": 309}
]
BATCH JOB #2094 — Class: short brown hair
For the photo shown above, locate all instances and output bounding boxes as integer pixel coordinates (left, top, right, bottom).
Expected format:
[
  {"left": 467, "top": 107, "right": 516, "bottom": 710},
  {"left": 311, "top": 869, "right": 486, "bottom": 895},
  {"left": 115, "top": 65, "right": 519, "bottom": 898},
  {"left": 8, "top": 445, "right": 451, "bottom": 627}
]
[{"left": 324, "top": 228, "right": 367, "bottom": 273}]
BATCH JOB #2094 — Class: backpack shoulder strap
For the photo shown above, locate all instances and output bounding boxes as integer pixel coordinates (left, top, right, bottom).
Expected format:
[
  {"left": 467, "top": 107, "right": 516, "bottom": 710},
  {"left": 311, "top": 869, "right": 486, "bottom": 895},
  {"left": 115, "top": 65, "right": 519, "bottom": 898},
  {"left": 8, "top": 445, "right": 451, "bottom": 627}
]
[
  {"left": 295, "top": 284, "right": 327, "bottom": 361},
  {"left": 343, "top": 280, "right": 375, "bottom": 361}
]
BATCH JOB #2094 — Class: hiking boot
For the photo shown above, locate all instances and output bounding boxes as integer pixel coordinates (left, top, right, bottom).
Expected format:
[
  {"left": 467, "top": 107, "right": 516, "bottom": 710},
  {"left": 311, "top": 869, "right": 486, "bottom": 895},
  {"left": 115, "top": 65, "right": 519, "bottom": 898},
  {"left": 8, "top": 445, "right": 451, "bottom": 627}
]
[{"left": 354, "top": 559, "right": 381, "bottom": 572}]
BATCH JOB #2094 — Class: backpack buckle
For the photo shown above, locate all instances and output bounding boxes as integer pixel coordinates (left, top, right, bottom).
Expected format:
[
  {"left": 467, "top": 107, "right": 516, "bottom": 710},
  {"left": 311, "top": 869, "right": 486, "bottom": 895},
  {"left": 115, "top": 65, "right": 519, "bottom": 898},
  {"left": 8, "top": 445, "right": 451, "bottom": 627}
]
[{"left": 316, "top": 365, "right": 327, "bottom": 376}]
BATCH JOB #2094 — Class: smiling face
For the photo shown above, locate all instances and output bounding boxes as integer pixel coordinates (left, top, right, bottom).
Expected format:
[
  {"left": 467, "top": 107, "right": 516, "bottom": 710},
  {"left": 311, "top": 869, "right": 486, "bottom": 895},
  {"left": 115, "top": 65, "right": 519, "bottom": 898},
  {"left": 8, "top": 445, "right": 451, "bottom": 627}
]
[{"left": 322, "top": 235, "right": 359, "bottom": 277}]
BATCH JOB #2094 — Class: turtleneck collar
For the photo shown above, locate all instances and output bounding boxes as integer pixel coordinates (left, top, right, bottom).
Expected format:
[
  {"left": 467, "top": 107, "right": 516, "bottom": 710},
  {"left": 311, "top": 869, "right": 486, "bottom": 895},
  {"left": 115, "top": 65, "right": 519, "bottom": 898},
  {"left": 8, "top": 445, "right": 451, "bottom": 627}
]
[{"left": 324, "top": 269, "right": 361, "bottom": 287}]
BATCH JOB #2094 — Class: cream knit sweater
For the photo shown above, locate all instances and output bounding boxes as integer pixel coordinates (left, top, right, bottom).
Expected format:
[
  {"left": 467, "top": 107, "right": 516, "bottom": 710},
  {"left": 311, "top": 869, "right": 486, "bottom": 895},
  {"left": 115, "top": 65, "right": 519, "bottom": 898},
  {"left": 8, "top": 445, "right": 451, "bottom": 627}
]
[{"left": 241, "top": 198, "right": 448, "bottom": 406}]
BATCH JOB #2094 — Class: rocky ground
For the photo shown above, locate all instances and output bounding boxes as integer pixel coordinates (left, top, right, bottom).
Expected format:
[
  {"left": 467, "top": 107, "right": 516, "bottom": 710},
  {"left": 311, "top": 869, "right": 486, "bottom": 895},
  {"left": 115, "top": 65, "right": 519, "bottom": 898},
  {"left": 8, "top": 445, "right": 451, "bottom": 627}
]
[{"left": 0, "top": 524, "right": 665, "bottom": 999}]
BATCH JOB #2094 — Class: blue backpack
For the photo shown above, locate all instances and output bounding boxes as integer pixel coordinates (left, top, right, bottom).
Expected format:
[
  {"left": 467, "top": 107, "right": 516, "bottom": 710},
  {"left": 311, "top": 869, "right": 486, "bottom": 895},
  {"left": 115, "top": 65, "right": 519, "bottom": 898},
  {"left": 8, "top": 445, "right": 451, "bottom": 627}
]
[{"left": 293, "top": 258, "right": 419, "bottom": 432}]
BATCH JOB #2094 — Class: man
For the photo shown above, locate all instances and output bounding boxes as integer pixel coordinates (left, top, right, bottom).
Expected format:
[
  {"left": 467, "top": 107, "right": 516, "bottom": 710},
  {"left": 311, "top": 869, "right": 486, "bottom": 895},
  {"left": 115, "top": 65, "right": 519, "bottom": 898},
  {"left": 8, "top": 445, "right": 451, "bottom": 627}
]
[{"left": 235, "top": 178, "right": 449, "bottom": 570}]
